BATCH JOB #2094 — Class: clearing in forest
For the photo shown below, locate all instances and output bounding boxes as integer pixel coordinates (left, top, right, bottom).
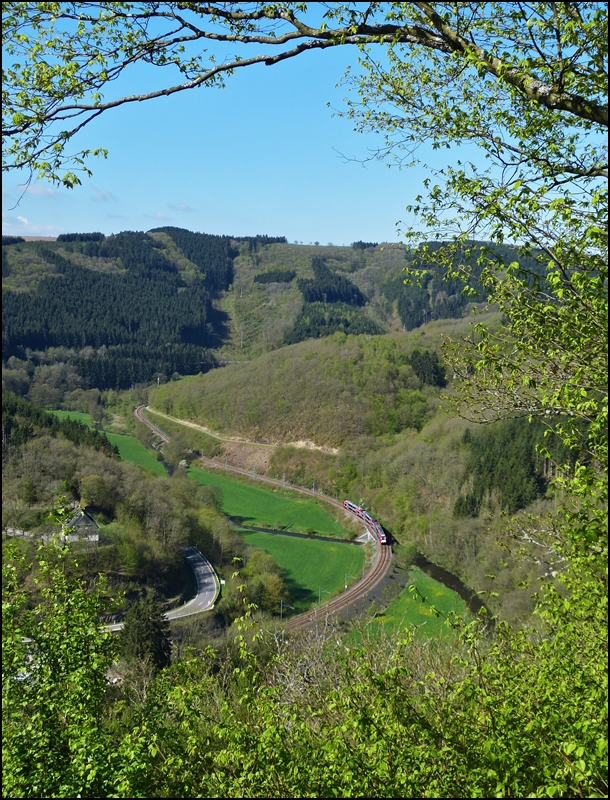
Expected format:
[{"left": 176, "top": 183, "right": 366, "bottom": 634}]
[{"left": 50, "top": 410, "right": 166, "bottom": 475}]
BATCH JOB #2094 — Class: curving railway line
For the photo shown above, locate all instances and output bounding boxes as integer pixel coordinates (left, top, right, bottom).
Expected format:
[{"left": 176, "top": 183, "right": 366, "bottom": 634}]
[{"left": 134, "top": 405, "right": 394, "bottom": 627}]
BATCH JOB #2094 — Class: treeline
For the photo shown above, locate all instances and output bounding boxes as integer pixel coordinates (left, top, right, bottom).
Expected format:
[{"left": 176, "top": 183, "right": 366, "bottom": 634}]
[
  {"left": 284, "top": 302, "right": 382, "bottom": 345},
  {"left": 2, "top": 236, "right": 25, "bottom": 245},
  {"left": 285, "top": 256, "right": 375, "bottom": 343},
  {"left": 81, "top": 231, "right": 176, "bottom": 273},
  {"left": 454, "top": 417, "right": 581, "bottom": 517},
  {"left": 254, "top": 269, "right": 296, "bottom": 284},
  {"left": 297, "top": 256, "right": 367, "bottom": 305},
  {"left": 3, "top": 254, "right": 212, "bottom": 347},
  {"left": 241, "top": 235, "right": 287, "bottom": 252},
  {"left": 72, "top": 344, "right": 217, "bottom": 391},
  {"left": 2, "top": 391, "right": 119, "bottom": 458},
  {"left": 383, "top": 268, "right": 474, "bottom": 330},
  {"left": 57, "top": 232, "right": 105, "bottom": 242},
  {"left": 352, "top": 240, "right": 378, "bottom": 250}
]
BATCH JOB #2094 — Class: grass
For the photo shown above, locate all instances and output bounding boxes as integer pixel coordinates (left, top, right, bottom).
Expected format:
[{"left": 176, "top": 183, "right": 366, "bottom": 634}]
[
  {"left": 365, "top": 567, "right": 469, "bottom": 639},
  {"left": 49, "top": 410, "right": 166, "bottom": 476},
  {"left": 104, "top": 433, "right": 166, "bottom": 475},
  {"left": 187, "top": 466, "right": 350, "bottom": 537},
  {"left": 51, "top": 409, "right": 94, "bottom": 425},
  {"left": 239, "top": 529, "right": 365, "bottom": 610}
]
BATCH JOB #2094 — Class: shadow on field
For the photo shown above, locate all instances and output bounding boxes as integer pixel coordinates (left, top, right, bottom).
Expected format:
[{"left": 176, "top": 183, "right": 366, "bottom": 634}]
[
  {"left": 280, "top": 570, "right": 317, "bottom": 609},
  {"left": 228, "top": 514, "right": 257, "bottom": 526}
]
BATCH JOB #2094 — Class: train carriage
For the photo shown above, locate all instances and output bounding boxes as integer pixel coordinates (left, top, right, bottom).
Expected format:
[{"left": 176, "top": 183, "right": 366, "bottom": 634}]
[{"left": 343, "top": 500, "right": 388, "bottom": 545}]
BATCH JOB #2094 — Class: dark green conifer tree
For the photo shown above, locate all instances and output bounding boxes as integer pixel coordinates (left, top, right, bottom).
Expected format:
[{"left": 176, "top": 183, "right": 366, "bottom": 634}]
[{"left": 119, "top": 591, "right": 171, "bottom": 671}]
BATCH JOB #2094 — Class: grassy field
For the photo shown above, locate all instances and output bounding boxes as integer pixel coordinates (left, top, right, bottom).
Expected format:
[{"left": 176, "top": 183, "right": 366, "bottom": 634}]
[
  {"left": 239, "top": 529, "right": 365, "bottom": 610},
  {"left": 51, "top": 409, "right": 94, "bottom": 425},
  {"left": 187, "top": 466, "right": 350, "bottom": 537},
  {"left": 365, "top": 567, "right": 469, "bottom": 639},
  {"left": 50, "top": 410, "right": 166, "bottom": 476}
]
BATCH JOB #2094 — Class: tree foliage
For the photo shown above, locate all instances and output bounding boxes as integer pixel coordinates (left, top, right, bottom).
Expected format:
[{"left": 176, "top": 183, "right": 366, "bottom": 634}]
[
  {"left": 3, "top": 3, "right": 607, "bottom": 186},
  {"left": 3, "top": 515, "right": 117, "bottom": 798},
  {"left": 253, "top": 268, "right": 296, "bottom": 284},
  {"left": 296, "top": 256, "right": 367, "bottom": 306},
  {"left": 2, "top": 389, "right": 120, "bottom": 457},
  {"left": 119, "top": 591, "right": 172, "bottom": 672},
  {"left": 284, "top": 301, "right": 382, "bottom": 345},
  {"left": 2, "top": 234, "right": 222, "bottom": 388}
]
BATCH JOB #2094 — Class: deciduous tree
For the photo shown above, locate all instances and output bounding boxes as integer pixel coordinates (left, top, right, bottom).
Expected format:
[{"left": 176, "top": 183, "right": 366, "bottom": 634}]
[{"left": 2, "top": 509, "right": 116, "bottom": 797}]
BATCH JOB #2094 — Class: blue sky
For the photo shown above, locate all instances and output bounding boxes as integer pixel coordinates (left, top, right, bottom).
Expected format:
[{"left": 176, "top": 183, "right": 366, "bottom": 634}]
[{"left": 3, "top": 37, "right": 448, "bottom": 244}]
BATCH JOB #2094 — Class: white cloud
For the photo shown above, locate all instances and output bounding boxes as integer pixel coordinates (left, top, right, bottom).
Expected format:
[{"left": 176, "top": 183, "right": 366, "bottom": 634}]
[
  {"left": 91, "top": 185, "right": 116, "bottom": 203},
  {"left": 25, "top": 184, "right": 57, "bottom": 197},
  {"left": 145, "top": 211, "right": 172, "bottom": 221},
  {"left": 168, "top": 202, "right": 194, "bottom": 212},
  {"left": 17, "top": 215, "right": 29, "bottom": 224}
]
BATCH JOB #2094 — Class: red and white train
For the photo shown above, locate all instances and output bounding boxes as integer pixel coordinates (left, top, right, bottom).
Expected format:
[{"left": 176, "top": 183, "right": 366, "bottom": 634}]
[{"left": 343, "top": 500, "right": 388, "bottom": 545}]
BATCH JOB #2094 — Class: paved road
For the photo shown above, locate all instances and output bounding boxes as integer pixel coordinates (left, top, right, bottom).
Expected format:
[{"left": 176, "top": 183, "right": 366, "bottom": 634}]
[
  {"left": 165, "top": 545, "right": 219, "bottom": 620},
  {"left": 105, "top": 545, "right": 218, "bottom": 633}
]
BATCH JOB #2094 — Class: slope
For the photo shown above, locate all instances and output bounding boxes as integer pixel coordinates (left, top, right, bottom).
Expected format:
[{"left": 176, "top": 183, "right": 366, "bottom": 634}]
[{"left": 148, "top": 323, "right": 472, "bottom": 448}]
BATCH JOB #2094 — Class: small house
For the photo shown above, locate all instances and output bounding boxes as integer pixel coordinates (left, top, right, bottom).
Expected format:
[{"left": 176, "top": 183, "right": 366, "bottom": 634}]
[{"left": 65, "top": 509, "right": 100, "bottom": 541}]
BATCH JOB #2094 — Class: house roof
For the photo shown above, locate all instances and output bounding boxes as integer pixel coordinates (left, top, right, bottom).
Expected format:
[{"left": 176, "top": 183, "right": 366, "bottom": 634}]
[{"left": 66, "top": 509, "right": 100, "bottom": 530}]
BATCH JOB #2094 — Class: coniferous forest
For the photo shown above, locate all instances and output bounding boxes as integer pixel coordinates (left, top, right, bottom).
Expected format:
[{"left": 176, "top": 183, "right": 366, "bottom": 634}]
[
  {"left": 2, "top": 232, "right": 505, "bottom": 388},
  {"left": 2, "top": 230, "right": 234, "bottom": 388}
]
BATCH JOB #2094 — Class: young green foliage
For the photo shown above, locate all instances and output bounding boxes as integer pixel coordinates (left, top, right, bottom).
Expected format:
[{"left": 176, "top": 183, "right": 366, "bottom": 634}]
[{"left": 2, "top": 504, "right": 117, "bottom": 797}]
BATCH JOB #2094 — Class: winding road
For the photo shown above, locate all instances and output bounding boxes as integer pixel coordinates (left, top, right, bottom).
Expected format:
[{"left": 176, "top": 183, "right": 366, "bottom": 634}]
[
  {"left": 134, "top": 405, "right": 394, "bottom": 628},
  {"left": 105, "top": 544, "right": 219, "bottom": 632}
]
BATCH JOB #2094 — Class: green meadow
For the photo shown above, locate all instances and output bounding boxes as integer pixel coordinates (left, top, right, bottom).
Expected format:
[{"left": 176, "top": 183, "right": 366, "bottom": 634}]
[
  {"left": 239, "top": 529, "right": 365, "bottom": 610},
  {"left": 50, "top": 410, "right": 166, "bottom": 476},
  {"left": 51, "top": 409, "right": 94, "bottom": 425},
  {"left": 187, "top": 466, "right": 349, "bottom": 537},
  {"left": 365, "top": 567, "right": 469, "bottom": 639}
]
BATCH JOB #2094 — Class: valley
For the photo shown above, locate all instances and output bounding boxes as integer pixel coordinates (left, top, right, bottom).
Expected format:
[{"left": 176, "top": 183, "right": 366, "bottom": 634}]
[
  {"left": 2, "top": 228, "right": 563, "bottom": 629},
  {"left": 3, "top": 4, "right": 606, "bottom": 796},
  {"left": 2, "top": 223, "right": 604, "bottom": 800}
]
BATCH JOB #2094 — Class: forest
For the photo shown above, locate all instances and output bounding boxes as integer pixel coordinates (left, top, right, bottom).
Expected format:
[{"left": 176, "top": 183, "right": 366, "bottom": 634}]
[
  {"left": 453, "top": 418, "right": 583, "bottom": 517},
  {"left": 2, "top": 232, "right": 530, "bottom": 384},
  {"left": 1, "top": 230, "right": 235, "bottom": 388},
  {"left": 2, "top": 232, "right": 505, "bottom": 389},
  {"left": 2, "top": 391, "right": 119, "bottom": 458},
  {"left": 284, "top": 301, "right": 383, "bottom": 344},
  {"left": 253, "top": 268, "right": 296, "bottom": 283},
  {"left": 296, "top": 256, "right": 367, "bottom": 306}
]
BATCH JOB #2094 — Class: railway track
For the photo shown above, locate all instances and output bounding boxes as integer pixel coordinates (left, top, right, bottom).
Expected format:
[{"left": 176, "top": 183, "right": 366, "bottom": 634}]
[
  {"left": 134, "top": 405, "right": 394, "bottom": 626},
  {"left": 286, "top": 523, "right": 393, "bottom": 629}
]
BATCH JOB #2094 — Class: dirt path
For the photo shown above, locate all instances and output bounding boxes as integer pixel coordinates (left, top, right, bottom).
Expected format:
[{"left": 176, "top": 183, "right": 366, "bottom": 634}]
[{"left": 144, "top": 406, "right": 339, "bottom": 454}]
